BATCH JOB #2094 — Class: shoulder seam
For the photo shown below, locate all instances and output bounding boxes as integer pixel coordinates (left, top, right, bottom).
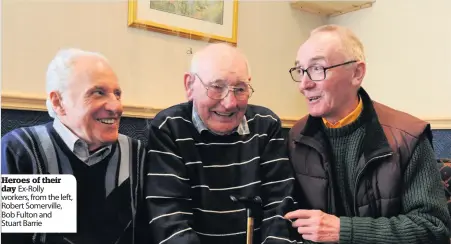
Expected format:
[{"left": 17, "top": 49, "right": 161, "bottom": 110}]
[{"left": 380, "top": 123, "right": 423, "bottom": 139}]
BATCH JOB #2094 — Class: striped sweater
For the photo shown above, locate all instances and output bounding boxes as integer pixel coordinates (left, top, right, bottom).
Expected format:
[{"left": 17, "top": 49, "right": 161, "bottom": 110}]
[
  {"left": 145, "top": 101, "right": 301, "bottom": 244},
  {"left": 1, "top": 122, "right": 147, "bottom": 244}
]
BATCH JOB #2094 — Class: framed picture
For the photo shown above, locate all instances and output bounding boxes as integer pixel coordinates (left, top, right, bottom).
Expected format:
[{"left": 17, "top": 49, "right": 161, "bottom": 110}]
[{"left": 128, "top": 0, "right": 239, "bottom": 45}]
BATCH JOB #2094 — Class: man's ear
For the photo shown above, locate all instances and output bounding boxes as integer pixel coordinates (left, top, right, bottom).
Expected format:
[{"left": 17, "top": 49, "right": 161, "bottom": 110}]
[
  {"left": 49, "top": 91, "right": 66, "bottom": 116},
  {"left": 351, "top": 61, "right": 366, "bottom": 87},
  {"left": 184, "top": 73, "right": 195, "bottom": 100}
]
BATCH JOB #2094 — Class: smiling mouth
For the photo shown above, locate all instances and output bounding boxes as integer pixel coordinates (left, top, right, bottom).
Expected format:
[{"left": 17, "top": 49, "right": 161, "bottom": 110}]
[
  {"left": 96, "top": 118, "right": 116, "bottom": 125},
  {"left": 308, "top": 96, "right": 321, "bottom": 102},
  {"left": 213, "top": 111, "right": 235, "bottom": 117}
]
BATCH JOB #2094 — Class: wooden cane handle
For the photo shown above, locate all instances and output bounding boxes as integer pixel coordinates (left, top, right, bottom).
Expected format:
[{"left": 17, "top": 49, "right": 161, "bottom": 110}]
[{"left": 247, "top": 217, "right": 254, "bottom": 244}]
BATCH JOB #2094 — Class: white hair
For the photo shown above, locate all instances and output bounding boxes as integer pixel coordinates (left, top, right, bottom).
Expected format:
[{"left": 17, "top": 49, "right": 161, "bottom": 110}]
[{"left": 45, "top": 48, "right": 109, "bottom": 118}]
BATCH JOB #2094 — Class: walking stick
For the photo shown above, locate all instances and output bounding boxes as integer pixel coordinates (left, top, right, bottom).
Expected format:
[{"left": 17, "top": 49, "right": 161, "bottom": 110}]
[{"left": 230, "top": 195, "right": 262, "bottom": 244}]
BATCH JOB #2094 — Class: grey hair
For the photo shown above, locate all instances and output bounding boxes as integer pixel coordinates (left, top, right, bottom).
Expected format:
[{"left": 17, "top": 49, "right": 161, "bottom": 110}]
[
  {"left": 45, "top": 48, "right": 109, "bottom": 118},
  {"left": 310, "top": 24, "right": 366, "bottom": 62}
]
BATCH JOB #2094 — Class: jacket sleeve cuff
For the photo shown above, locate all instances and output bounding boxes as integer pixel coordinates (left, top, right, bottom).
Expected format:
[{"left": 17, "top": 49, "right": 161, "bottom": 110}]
[{"left": 339, "top": 216, "right": 353, "bottom": 244}]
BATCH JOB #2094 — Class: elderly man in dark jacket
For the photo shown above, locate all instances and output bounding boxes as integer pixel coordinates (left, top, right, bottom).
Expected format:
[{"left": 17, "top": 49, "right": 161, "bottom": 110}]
[{"left": 284, "top": 24, "right": 450, "bottom": 244}]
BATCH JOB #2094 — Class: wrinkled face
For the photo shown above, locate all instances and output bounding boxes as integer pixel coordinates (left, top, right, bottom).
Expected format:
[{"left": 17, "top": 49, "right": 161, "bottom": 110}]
[
  {"left": 295, "top": 32, "right": 364, "bottom": 122},
  {"left": 185, "top": 57, "right": 251, "bottom": 134},
  {"left": 56, "top": 58, "right": 123, "bottom": 151}
]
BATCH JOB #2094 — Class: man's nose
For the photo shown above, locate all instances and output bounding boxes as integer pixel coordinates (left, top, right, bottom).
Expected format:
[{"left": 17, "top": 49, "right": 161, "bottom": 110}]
[
  {"left": 221, "top": 90, "right": 238, "bottom": 109},
  {"left": 105, "top": 95, "right": 123, "bottom": 116},
  {"left": 299, "top": 73, "right": 315, "bottom": 91}
]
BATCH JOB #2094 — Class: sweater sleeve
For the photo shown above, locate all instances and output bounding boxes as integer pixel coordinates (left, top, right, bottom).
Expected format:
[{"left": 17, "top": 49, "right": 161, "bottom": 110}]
[
  {"left": 145, "top": 124, "right": 201, "bottom": 244},
  {"left": 1, "top": 132, "right": 37, "bottom": 243},
  {"left": 1, "top": 136, "right": 19, "bottom": 174},
  {"left": 1, "top": 132, "right": 31, "bottom": 174},
  {"left": 1, "top": 129, "right": 38, "bottom": 174},
  {"left": 339, "top": 137, "right": 451, "bottom": 244},
  {"left": 260, "top": 119, "right": 303, "bottom": 244}
]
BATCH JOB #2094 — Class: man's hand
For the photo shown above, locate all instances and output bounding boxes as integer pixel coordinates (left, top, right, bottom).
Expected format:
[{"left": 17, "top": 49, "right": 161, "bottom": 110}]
[{"left": 284, "top": 209, "right": 340, "bottom": 243}]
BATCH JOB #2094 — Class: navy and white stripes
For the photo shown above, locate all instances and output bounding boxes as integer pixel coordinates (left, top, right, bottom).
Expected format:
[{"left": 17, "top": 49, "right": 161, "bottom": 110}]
[
  {"left": 1, "top": 122, "right": 147, "bottom": 244},
  {"left": 145, "top": 101, "right": 300, "bottom": 244}
]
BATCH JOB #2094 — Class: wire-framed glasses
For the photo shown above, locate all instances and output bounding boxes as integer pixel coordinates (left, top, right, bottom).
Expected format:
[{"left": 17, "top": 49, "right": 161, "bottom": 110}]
[
  {"left": 289, "top": 60, "right": 357, "bottom": 82},
  {"left": 194, "top": 73, "right": 254, "bottom": 100}
]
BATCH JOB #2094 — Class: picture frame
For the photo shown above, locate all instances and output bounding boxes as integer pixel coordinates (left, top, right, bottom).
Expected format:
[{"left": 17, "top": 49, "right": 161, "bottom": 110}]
[{"left": 128, "top": 0, "right": 239, "bottom": 45}]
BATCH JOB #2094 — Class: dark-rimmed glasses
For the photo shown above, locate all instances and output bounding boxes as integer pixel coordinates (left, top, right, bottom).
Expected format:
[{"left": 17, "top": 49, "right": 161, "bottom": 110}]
[
  {"left": 193, "top": 73, "right": 254, "bottom": 101},
  {"left": 289, "top": 60, "right": 357, "bottom": 82}
]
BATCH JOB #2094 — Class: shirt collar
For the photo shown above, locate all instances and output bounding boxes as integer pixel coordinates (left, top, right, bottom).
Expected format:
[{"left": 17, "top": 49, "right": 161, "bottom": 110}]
[
  {"left": 323, "top": 96, "right": 363, "bottom": 128},
  {"left": 192, "top": 106, "right": 250, "bottom": 135},
  {"left": 53, "top": 117, "right": 82, "bottom": 152},
  {"left": 52, "top": 117, "right": 112, "bottom": 163}
]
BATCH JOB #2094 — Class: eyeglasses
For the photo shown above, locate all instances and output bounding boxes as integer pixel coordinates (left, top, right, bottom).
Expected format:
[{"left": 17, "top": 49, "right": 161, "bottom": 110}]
[
  {"left": 194, "top": 73, "right": 254, "bottom": 101},
  {"left": 289, "top": 60, "right": 357, "bottom": 82}
]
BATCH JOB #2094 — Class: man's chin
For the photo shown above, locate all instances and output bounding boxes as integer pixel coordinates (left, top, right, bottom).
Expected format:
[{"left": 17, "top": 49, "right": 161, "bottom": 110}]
[
  {"left": 99, "top": 135, "right": 119, "bottom": 144},
  {"left": 308, "top": 108, "right": 326, "bottom": 118}
]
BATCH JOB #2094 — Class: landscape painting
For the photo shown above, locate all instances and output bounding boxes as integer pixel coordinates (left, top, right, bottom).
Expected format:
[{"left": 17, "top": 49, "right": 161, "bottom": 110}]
[
  {"left": 128, "top": 0, "right": 238, "bottom": 44},
  {"left": 149, "top": 1, "right": 224, "bottom": 25}
]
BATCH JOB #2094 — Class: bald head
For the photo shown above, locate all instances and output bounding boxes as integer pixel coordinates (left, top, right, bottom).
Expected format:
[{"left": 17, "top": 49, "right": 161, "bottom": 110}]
[
  {"left": 184, "top": 42, "right": 253, "bottom": 135},
  {"left": 190, "top": 43, "right": 251, "bottom": 82}
]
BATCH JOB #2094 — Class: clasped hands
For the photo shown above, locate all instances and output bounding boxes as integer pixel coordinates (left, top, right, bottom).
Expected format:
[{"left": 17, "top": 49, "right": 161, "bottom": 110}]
[{"left": 284, "top": 209, "right": 340, "bottom": 243}]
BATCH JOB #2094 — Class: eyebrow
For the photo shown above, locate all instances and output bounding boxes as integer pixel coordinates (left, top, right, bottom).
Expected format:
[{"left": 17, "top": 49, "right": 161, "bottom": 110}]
[
  {"left": 310, "top": 56, "right": 327, "bottom": 63},
  {"left": 210, "top": 78, "right": 249, "bottom": 84},
  {"left": 86, "top": 86, "right": 105, "bottom": 93},
  {"left": 92, "top": 86, "right": 104, "bottom": 90},
  {"left": 88, "top": 86, "right": 122, "bottom": 94},
  {"left": 295, "top": 56, "right": 327, "bottom": 67}
]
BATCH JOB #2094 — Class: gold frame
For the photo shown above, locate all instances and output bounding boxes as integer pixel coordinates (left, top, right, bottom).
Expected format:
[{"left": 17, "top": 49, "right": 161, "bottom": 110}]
[{"left": 128, "top": 0, "right": 239, "bottom": 45}]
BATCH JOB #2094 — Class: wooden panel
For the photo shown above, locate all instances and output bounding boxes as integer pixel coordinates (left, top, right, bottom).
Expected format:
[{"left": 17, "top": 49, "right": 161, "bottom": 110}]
[
  {"left": 291, "top": 1, "right": 375, "bottom": 17},
  {"left": 2, "top": 93, "right": 450, "bottom": 129},
  {"left": 1, "top": 92, "right": 299, "bottom": 128}
]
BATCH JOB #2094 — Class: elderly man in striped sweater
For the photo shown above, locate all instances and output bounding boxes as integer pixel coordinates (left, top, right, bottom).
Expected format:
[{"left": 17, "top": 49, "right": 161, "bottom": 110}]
[
  {"left": 145, "top": 43, "right": 301, "bottom": 244},
  {"left": 1, "top": 48, "right": 147, "bottom": 244}
]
